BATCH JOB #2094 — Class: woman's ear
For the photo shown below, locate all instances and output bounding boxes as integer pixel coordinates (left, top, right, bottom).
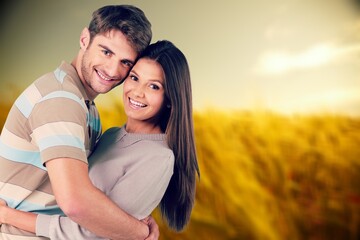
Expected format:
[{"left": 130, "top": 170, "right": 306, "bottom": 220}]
[{"left": 79, "top": 27, "right": 91, "bottom": 49}]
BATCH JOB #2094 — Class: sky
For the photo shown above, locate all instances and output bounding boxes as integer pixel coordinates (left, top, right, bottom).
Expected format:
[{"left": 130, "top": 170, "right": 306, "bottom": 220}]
[{"left": 1, "top": 0, "right": 360, "bottom": 116}]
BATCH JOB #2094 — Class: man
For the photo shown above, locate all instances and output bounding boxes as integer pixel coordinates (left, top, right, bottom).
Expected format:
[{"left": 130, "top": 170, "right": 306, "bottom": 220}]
[{"left": 0, "top": 5, "right": 158, "bottom": 239}]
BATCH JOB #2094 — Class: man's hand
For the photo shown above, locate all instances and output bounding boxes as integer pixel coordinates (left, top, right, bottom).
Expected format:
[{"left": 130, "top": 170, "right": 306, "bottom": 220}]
[
  {"left": 0, "top": 199, "right": 8, "bottom": 224},
  {"left": 0, "top": 199, "right": 6, "bottom": 207},
  {"left": 141, "top": 216, "right": 159, "bottom": 240}
]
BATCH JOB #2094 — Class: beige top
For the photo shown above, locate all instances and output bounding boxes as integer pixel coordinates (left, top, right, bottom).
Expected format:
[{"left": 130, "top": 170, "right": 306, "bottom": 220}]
[{"left": 36, "top": 127, "right": 174, "bottom": 239}]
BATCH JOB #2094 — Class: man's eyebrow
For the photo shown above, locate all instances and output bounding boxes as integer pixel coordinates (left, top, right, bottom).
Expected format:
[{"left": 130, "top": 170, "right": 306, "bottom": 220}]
[
  {"left": 98, "top": 44, "right": 134, "bottom": 65},
  {"left": 98, "top": 44, "right": 114, "bottom": 55},
  {"left": 122, "top": 59, "right": 135, "bottom": 65}
]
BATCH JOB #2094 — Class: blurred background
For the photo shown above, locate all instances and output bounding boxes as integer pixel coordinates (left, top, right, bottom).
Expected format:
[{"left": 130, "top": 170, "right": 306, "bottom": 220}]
[{"left": 1, "top": 0, "right": 360, "bottom": 239}]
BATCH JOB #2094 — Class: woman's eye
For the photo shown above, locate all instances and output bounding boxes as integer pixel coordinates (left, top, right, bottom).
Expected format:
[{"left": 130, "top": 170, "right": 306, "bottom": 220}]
[
  {"left": 150, "top": 84, "right": 160, "bottom": 90},
  {"left": 130, "top": 75, "right": 138, "bottom": 81}
]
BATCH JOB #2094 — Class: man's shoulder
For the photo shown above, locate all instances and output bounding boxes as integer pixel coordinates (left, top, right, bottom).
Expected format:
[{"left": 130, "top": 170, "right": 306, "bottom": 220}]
[
  {"left": 27, "top": 64, "right": 85, "bottom": 104},
  {"left": 11, "top": 64, "right": 87, "bottom": 119}
]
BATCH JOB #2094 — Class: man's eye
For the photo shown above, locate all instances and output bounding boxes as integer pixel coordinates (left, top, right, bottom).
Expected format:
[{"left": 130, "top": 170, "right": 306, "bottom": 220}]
[
  {"left": 122, "top": 60, "right": 133, "bottom": 68},
  {"left": 102, "top": 50, "right": 111, "bottom": 56}
]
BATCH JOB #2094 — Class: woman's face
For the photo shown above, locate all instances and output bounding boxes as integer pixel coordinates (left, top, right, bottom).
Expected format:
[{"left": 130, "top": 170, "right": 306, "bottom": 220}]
[{"left": 123, "top": 58, "right": 166, "bottom": 129}]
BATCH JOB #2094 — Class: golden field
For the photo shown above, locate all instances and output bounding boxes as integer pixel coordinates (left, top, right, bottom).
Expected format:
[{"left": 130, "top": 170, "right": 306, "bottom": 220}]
[{"left": 1, "top": 102, "right": 360, "bottom": 240}]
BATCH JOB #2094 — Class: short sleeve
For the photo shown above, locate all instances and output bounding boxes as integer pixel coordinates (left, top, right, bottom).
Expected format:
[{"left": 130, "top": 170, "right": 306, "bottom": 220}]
[{"left": 29, "top": 94, "right": 88, "bottom": 164}]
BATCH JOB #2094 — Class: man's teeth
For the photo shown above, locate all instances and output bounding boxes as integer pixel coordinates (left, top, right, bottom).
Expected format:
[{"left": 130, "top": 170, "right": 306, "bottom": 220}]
[
  {"left": 98, "top": 71, "right": 111, "bottom": 81},
  {"left": 130, "top": 98, "right": 146, "bottom": 107}
]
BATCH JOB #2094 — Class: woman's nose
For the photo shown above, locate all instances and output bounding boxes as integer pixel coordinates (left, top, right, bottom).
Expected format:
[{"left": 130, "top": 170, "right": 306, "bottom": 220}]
[{"left": 133, "top": 85, "right": 145, "bottom": 98}]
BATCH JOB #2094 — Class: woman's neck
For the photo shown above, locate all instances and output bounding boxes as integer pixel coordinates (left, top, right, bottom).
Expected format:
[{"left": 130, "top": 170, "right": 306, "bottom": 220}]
[{"left": 125, "top": 121, "right": 162, "bottom": 134}]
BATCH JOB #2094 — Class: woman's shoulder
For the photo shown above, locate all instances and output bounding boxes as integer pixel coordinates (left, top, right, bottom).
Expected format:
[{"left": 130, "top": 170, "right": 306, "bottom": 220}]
[
  {"left": 103, "top": 126, "right": 122, "bottom": 134},
  {"left": 139, "top": 137, "right": 172, "bottom": 152},
  {"left": 138, "top": 139, "right": 174, "bottom": 163},
  {"left": 94, "top": 127, "right": 123, "bottom": 148},
  {"left": 101, "top": 126, "right": 123, "bottom": 138}
]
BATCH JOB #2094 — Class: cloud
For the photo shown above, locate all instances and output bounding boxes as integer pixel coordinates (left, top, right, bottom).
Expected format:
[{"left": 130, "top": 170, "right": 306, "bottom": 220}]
[{"left": 255, "top": 42, "right": 360, "bottom": 75}]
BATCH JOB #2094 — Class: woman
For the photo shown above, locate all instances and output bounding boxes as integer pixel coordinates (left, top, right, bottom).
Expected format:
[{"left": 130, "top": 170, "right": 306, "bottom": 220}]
[{"left": 0, "top": 40, "right": 200, "bottom": 239}]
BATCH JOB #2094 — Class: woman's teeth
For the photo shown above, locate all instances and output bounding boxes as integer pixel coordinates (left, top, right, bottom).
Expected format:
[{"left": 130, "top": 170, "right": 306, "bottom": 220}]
[{"left": 130, "top": 98, "right": 146, "bottom": 107}]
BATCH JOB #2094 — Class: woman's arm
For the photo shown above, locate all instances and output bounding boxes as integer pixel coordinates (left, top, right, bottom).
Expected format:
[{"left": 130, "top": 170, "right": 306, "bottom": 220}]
[{"left": 0, "top": 199, "right": 37, "bottom": 233}]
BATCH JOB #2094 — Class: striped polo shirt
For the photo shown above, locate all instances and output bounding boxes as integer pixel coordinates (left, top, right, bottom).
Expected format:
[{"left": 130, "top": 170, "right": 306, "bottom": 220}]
[{"left": 0, "top": 61, "right": 101, "bottom": 227}]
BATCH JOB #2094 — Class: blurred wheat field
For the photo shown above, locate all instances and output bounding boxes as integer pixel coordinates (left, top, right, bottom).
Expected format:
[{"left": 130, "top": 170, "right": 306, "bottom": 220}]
[
  {"left": 1, "top": 102, "right": 360, "bottom": 240},
  {"left": 82, "top": 104, "right": 360, "bottom": 240}
]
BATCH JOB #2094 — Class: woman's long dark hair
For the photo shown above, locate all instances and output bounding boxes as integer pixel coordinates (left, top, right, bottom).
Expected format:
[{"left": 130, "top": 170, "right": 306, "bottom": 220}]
[{"left": 139, "top": 40, "right": 200, "bottom": 231}]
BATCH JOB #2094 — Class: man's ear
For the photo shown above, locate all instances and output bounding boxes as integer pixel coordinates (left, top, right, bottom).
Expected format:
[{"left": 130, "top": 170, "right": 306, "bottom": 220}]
[{"left": 79, "top": 27, "right": 91, "bottom": 49}]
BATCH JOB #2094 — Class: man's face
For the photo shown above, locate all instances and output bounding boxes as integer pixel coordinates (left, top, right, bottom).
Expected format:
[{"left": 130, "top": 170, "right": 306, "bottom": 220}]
[{"left": 80, "top": 29, "right": 138, "bottom": 100}]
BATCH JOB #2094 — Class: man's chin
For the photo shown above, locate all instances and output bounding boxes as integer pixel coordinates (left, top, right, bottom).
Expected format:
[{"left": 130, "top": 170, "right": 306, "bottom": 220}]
[{"left": 96, "top": 85, "right": 119, "bottom": 94}]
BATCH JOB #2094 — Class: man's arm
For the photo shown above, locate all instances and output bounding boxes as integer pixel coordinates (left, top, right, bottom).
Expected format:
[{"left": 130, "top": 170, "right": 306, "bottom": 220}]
[
  {"left": 0, "top": 199, "right": 37, "bottom": 233},
  {"left": 46, "top": 158, "right": 149, "bottom": 240},
  {"left": 1, "top": 196, "right": 159, "bottom": 240}
]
